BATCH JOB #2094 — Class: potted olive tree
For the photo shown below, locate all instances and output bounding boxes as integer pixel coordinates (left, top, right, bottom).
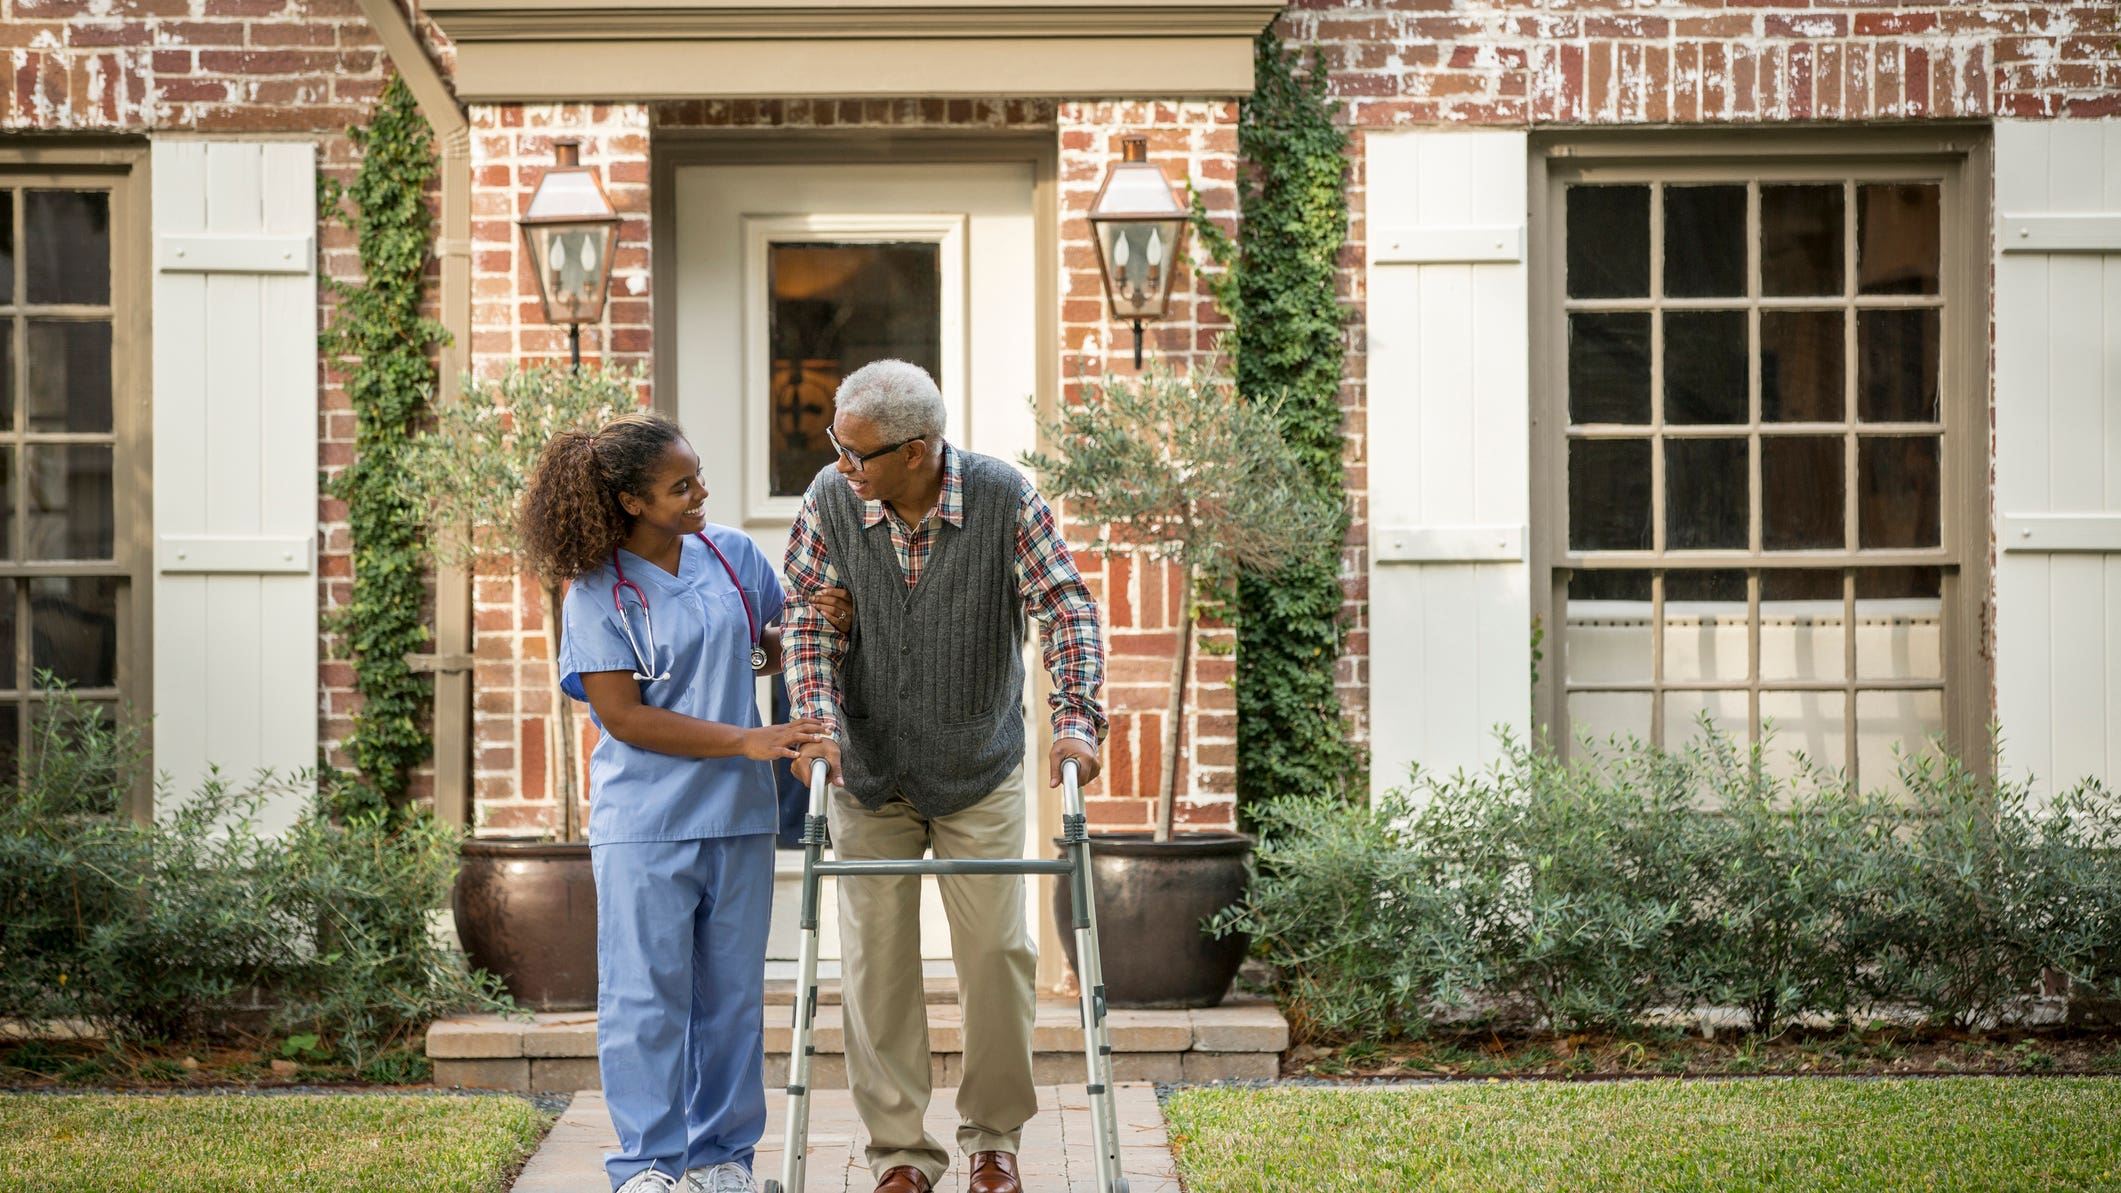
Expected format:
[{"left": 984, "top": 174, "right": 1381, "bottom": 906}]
[
  {"left": 1025, "top": 362, "right": 1337, "bottom": 1007},
  {"left": 399, "top": 363, "right": 632, "bottom": 1010}
]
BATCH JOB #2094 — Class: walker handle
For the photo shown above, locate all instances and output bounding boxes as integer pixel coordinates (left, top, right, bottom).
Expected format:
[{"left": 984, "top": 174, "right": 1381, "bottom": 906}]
[
  {"left": 1061, "top": 757, "right": 1084, "bottom": 818},
  {"left": 807, "top": 755, "right": 831, "bottom": 819}
]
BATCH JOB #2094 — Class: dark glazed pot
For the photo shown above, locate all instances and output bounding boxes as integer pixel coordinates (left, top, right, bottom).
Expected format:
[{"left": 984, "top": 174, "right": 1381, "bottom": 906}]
[
  {"left": 1052, "top": 832, "right": 1253, "bottom": 1009},
  {"left": 453, "top": 838, "right": 598, "bottom": 1012}
]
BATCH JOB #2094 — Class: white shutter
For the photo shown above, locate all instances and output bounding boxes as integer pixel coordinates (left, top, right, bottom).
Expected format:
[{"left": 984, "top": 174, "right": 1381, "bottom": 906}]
[
  {"left": 1993, "top": 120, "right": 2121, "bottom": 800},
  {"left": 150, "top": 140, "right": 319, "bottom": 833},
  {"left": 1365, "top": 132, "right": 1532, "bottom": 802}
]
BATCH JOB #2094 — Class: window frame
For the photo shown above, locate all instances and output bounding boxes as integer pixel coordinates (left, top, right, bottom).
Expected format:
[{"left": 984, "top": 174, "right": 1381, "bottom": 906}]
[
  {"left": 0, "top": 143, "right": 152, "bottom": 813},
  {"left": 1528, "top": 129, "right": 1992, "bottom": 776}
]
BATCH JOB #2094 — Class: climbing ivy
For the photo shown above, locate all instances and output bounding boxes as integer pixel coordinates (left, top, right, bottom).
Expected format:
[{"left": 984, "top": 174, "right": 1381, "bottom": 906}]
[
  {"left": 1194, "top": 31, "right": 1365, "bottom": 808},
  {"left": 318, "top": 73, "right": 445, "bottom": 807}
]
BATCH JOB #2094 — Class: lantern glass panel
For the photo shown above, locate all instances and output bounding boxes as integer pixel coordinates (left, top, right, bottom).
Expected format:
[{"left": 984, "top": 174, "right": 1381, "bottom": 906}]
[{"left": 1095, "top": 217, "right": 1185, "bottom": 319}]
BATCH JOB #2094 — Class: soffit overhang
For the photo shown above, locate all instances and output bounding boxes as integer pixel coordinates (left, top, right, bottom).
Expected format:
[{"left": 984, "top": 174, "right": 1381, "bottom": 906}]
[{"left": 424, "top": 1, "right": 1286, "bottom": 102}]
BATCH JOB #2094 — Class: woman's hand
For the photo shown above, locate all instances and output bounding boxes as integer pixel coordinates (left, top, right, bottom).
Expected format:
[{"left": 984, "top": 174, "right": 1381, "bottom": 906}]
[
  {"left": 811, "top": 586, "right": 854, "bottom": 634},
  {"left": 743, "top": 717, "right": 831, "bottom": 761}
]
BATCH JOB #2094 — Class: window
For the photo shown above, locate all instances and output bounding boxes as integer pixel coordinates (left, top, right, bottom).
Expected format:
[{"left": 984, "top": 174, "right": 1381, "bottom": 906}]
[
  {"left": 1542, "top": 151, "right": 1979, "bottom": 788},
  {"left": 766, "top": 241, "right": 941, "bottom": 496},
  {"left": 0, "top": 167, "right": 143, "bottom": 780}
]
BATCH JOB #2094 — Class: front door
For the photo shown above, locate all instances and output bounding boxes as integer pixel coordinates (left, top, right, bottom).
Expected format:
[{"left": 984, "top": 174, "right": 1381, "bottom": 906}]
[{"left": 672, "top": 161, "right": 1039, "bottom": 964}]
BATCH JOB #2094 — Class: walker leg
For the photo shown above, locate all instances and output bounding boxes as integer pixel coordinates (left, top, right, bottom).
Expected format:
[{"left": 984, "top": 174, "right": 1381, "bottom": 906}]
[
  {"left": 776, "top": 759, "right": 833, "bottom": 1193},
  {"left": 1061, "top": 760, "right": 1126, "bottom": 1193}
]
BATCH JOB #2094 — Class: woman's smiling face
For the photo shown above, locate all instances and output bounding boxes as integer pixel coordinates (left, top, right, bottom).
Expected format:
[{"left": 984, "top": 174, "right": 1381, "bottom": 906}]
[{"left": 623, "top": 438, "right": 709, "bottom": 535}]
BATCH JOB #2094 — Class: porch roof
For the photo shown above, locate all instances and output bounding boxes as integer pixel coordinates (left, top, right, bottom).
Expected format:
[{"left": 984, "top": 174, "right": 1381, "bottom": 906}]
[{"left": 424, "top": 0, "right": 1284, "bottom": 102}]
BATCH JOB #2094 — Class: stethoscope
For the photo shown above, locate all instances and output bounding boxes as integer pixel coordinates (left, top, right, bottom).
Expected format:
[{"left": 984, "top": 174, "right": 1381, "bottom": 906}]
[{"left": 611, "top": 531, "right": 764, "bottom": 682}]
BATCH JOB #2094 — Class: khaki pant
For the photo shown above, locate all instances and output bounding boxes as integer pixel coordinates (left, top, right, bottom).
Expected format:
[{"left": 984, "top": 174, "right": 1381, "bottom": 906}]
[{"left": 827, "top": 764, "right": 1038, "bottom": 1185}]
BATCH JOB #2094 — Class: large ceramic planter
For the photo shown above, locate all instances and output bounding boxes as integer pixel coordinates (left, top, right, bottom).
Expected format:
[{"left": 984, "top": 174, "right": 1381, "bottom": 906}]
[
  {"left": 453, "top": 838, "right": 598, "bottom": 1012},
  {"left": 1051, "top": 832, "right": 1253, "bottom": 1009}
]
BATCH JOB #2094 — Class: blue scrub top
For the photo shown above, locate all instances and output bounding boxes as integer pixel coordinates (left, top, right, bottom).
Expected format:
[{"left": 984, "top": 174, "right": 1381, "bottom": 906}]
[{"left": 560, "top": 525, "right": 787, "bottom": 845}]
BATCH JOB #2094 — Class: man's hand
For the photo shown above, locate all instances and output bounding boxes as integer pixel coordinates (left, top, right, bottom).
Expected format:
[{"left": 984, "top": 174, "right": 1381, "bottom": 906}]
[
  {"left": 793, "top": 737, "right": 843, "bottom": 790},
  {"left": 1049, "top": 737, "right": 1100, "bottom": 789}
]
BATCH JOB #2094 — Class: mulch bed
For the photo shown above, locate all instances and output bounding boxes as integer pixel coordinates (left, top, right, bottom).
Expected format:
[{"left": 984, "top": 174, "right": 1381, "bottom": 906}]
[{"left": 1283, "top": 1025, "right": 2121, "bottom": 1082}]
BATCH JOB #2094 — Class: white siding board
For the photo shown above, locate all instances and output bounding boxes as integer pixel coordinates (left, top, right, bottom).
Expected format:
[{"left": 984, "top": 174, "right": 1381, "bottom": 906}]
[
  {"left": 1367, "top": 131, "right": 1531, "bottom": 801},
  {"left": 1993, "top": 120, "right": 2121, "bottom": 800},
  {"left": 152, "top": 140, "right": 317, "bottom": 832}
]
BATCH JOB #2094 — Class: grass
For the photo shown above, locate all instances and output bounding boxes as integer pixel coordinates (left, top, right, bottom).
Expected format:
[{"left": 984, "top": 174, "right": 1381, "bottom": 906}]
[
  {"left": 0, "top": 1093, "right": 552, "bottom": 1192},
  {"left": 1164, "top": 1077, "right": 2121, "bottom": 1192}
]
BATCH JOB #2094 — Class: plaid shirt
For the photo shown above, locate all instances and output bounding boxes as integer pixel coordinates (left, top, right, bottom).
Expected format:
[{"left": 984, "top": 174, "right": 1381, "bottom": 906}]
[{"left": 782, "top": 442, "right": 1107, "bottom": 746}]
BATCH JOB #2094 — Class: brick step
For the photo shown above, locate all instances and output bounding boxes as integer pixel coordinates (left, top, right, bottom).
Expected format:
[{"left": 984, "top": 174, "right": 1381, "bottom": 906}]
[{"left": 426, "top": 996, "right": 1287, "bottom": 1092}]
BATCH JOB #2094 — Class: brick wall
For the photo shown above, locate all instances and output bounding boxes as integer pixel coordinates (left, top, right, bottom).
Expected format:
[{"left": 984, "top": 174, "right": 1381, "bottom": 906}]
[{"left": 1054, "top": 102, "right": 1249, "bottom": 831}]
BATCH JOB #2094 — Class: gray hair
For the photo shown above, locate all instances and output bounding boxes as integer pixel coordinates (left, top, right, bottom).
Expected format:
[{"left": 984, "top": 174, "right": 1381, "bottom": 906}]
[{"left": 834, "top": 359, "right": 946, "bottom": 443}]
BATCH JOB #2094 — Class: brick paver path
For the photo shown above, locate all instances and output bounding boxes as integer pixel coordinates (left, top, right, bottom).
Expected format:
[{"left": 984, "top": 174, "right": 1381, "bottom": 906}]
[{"left": 511, "top": 1084, "right": 1180, "bottom": 1193}]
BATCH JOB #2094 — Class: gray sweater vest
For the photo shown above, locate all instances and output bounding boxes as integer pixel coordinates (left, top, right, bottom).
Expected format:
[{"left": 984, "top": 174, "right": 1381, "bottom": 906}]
[{"left": 812, "top": 449, "right": 1026, "bottom": 817}]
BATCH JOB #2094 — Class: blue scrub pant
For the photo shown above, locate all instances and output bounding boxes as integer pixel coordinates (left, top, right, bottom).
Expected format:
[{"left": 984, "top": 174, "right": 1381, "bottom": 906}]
[{"left": 593, "top": 834, "right": 774, "bottom": 1189}]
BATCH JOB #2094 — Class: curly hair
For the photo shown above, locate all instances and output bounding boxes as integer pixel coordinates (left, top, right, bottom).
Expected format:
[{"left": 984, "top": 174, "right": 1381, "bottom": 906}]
[{"left": 517, "top": 411, "right": 685, "bottom": 582}]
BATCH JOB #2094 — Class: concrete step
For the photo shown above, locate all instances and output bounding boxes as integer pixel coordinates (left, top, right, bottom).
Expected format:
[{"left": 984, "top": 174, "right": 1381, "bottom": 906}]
[{"left": 427, "top": 995, "right": 1287, "bottom": 1092}]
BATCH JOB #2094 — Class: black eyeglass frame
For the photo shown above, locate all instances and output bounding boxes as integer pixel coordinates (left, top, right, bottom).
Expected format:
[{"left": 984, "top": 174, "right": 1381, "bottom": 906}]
[{"left": 826, "top": 424, "right": 924, "bottom": 472}]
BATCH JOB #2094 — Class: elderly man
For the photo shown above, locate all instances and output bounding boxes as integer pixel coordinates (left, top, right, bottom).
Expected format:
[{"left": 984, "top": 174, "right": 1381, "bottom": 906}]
[{"left": 783, "top": 359, "right": 1105, "bottom": 1193}]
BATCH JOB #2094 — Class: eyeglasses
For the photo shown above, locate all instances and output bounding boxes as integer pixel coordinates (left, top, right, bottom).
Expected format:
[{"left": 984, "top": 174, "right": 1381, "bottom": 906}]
[{"left": 826, "top": 424, "right": 921, "bottom": 472}]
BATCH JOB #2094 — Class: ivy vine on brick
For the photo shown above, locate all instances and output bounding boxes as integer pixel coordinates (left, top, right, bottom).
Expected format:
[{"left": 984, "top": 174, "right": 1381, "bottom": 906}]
[
  {"left": 1194, "top": 31, "right": 1365, "bottom": 807},
  {"left": 317, "top": 73, "right": 444, "bottom": 806}
]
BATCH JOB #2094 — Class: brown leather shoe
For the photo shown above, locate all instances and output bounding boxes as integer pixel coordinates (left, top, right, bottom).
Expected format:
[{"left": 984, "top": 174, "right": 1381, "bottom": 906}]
[
  {"left": 967, "top": 1151, "right": 1022, "bottom": 1193},
  {"left": 873, "top": 1166, "right": 932, "bottom": 1193}
]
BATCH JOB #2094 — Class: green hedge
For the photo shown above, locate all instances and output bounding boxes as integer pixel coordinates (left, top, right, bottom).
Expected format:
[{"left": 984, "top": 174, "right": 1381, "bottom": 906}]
[
  {"left": 1221, "top": 727, "right": 2121, "bottom": 1042},
  {"left": 0, "top": 689, "right": 509, "bottom": 1069}
]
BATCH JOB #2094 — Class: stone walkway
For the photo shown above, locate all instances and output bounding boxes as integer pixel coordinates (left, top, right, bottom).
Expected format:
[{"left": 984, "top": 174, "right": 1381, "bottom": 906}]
[{"left": 511, "top": 1084, "right": 1180, "bottom": 1193}]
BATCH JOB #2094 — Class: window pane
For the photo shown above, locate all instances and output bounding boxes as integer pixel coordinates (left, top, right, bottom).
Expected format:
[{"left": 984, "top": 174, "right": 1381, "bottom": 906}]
[
  {"left": 1568, "top": 439, "right": 1652, "bottom": 551},
  {"left": 1858, "top": 183, "right": 1941, "bottom": 295},
  {"left": 26, "top": 320, "right": 113, "bottom": 434},
  {"left": 1662, "top": 569, "right": 1748, "bottom": 682},
  {"left": 1568, "top": 313, "right": 1652, "bottom": 424},
  {"left": 1857, "top": 436, "right": 1940, "bottom": 549},
  {"left": 25, "top": 444, "right": 113, "bottom": 560},
  {"left": 1566, "top": 185, "right": 1649, "bottom": 299},
  {"left": 0, "top": 704, "right": 16, "bottom": 784},
  {"left": 1857, "top": 308, "right": 1939, "bottom": 423},
  {"left": 1761, "top": 184, "right": 1844, "bottom": 297},
  {"left": 25, "top": 190, "right": 110, "bottom": 306},
  {"left": 1565, "top": 569, "right": 1651, "bottom": 683},
  {"left": 1662, "top": 310, "right": 1747, "bottom": 425},
  {"left": 1761, "top": 436, "right": 1844, "bottom": 550},
  {"left": 1855, "top": 689, "right": 1944, "bottom": 797},
  {"left": 1663, "top": 688, "right": 1749, "bottom": 748},
  {"left": 0, "top": 191, "right": 13, "bottom": 305},
  {"left": 0, "top": 324, "right": 10, "bottom": 429},
  {"left": 1666, "top": 438, "right": 1748, "bottom": 550},
  {"left": 1663, "top": 185, "right": 1746, "bottom": 298},
  {"left": 1761, "top": 310, "right": 1843, "bottom": 422},
  {"left": 1856, "top": 567, "right": 1943, "bottom": 680},
  {"left": 1761, "top": 690, "right": 1847, "bottom": 780},
  {"left": 0, "top": 447, "right": 11, "bottom": 559},
  {"left": 767, "top": 241, "right": 941, "bottom": 497},
  {"left": 31, "top": 575, "right": 119, "bottom": 688},
  {"left": 0, "top": 581, "right": 13, "bottom": 690},
  {"left": 1568, "top": 691, "right": 1652, "bottom": 748},
  {"left": 1761, "top": 569, "right": 1845, "bottom": 682}
]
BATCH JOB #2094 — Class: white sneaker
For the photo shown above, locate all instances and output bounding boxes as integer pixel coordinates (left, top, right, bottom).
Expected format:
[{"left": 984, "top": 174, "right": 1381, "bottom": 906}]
[
  {"left": 684, "top": 1162, "right": 757, "bottom": 1193},
  {"left": 616, "top": 1169, "right": 680, "bottom": 1193}
]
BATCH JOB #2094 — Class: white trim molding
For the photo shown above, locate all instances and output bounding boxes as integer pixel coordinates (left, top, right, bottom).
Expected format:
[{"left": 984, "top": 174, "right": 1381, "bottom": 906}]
[{"left": 1998, "top": 514, "right": 2121, "bottom": 554}]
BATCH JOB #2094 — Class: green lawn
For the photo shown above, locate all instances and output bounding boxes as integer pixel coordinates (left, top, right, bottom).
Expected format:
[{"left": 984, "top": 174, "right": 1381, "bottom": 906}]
[
  {"left": 0, "top": 1093, "right": 551, "bottom": 1193},
  {"left": 1164, "top": 1077, "right": 2121, "bottom": 1192}
]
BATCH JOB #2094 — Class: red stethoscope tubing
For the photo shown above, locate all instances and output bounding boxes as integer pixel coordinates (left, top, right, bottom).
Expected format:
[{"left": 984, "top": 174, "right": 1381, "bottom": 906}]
[{"left": 610, "top": 531, "right": 761, "bottom": 678}]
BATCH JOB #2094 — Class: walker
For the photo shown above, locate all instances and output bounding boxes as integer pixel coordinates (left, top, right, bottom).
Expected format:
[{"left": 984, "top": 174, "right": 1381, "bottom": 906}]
[{"left": 765, "top": 757, "right": 1127, "bottom": 1193}]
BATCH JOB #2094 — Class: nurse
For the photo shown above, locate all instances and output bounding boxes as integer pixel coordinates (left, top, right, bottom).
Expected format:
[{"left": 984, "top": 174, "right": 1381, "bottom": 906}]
[{"left": 519, "top": 411, "right": 850, "bottom": 1193}]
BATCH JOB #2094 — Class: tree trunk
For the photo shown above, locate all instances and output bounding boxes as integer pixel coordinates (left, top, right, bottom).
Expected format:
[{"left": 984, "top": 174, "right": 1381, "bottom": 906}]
[
  {"left": 540, "top": 579, "right": 580, "bottom": 842},
  {"left": 1156, "top": 558, "right": 1196, "bottom": 843}
]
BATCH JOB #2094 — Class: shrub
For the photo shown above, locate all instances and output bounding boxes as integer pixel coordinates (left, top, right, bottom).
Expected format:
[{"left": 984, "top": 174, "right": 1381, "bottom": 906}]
[
  {"left": 0, "top": 686, "right": 510, "bottom": 1066},
  {"left": 1225, "top": 724, "right": 2121, "bottom": 1042}
]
